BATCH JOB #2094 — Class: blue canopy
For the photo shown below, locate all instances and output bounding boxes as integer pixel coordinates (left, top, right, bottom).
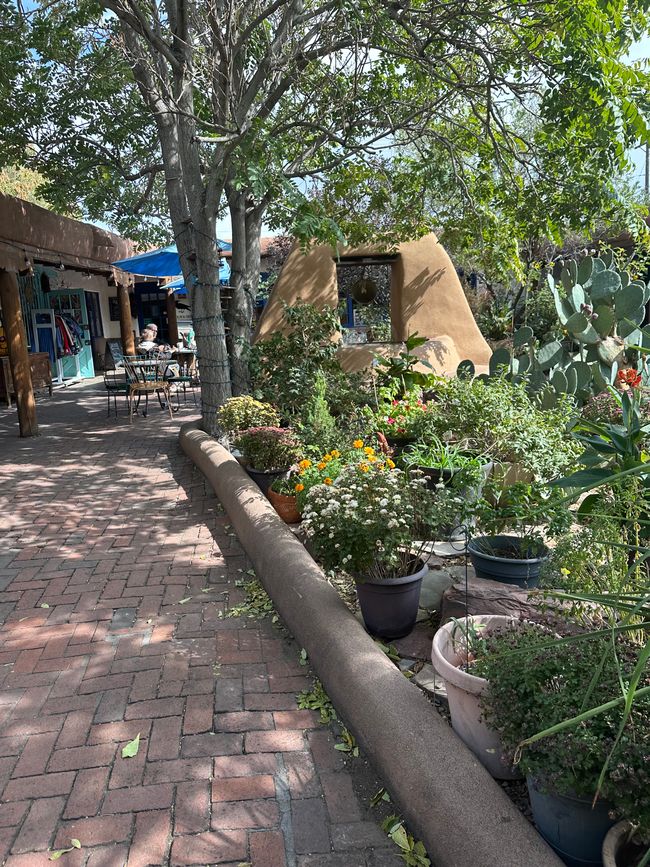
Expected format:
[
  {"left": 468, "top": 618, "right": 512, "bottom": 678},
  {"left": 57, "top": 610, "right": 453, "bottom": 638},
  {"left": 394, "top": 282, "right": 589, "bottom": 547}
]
[
  {"left": 112, "top": 240, "right": 232, "bottom": 278},
  {"left": 167, "top": 260, "right": 231, "bottom": 295}
]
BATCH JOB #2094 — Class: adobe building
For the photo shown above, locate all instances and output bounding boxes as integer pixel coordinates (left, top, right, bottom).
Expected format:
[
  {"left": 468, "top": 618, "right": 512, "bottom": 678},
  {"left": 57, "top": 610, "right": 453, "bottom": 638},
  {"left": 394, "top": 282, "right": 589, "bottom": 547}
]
[{"left": 254, "top": 233, "right": 492, "bottom": 375}]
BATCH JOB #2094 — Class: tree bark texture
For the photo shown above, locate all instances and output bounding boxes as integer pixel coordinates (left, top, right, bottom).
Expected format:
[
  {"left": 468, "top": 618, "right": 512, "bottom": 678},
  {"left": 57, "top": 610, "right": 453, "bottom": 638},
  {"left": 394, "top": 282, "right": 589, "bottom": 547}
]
[
  {"left": 0, "top": 269, "right": 38, "bottom": 437},
  {"left": 227, "top": 188, "right": 262, "bottom": 395}
]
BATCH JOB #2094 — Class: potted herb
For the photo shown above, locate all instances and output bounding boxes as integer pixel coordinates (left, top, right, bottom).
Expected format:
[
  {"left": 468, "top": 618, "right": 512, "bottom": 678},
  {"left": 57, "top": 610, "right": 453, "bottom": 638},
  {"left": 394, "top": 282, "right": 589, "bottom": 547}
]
[
  {"left": 234, "top": 426, "right": 302, "bottom": 495},
  {"left": 302, "top": 459, "right": 434, "bottom": 639},
  {"left": 476, "top": 625, "right": 650, "bottom": 867},
  {"left": 401, "top": 436, "right": 492, "bottom": 490},
  {"left": 267, "top": 472, "right": 302, "bottom": 524},
  {"left": 466, "top": 482, "right": 571, "bottom": 588},
  {"left": 217, "top": 396, "right": 280, "bottom": 437},
  {"left": 431, "top": 615, "right": 523, "bottom": 779}
]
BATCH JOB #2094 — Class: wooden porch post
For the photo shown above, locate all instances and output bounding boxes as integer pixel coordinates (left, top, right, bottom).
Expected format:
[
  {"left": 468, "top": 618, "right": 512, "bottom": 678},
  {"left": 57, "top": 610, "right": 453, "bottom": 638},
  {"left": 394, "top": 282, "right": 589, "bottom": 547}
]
[
  {"left": 118, "top": 283, "right": 136, "bottom": 355},
  {"left": 0, "top": 269, "right": 39, "bottom": 437},
  {"left": 166, "top": 289, "right": 179, "bottom": 346}
]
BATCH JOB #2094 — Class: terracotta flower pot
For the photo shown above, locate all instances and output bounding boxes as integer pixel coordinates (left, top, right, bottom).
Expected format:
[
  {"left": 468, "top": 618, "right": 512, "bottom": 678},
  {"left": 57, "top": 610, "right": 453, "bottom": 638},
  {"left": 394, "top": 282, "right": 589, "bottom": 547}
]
[
  {"left": 431, "top": 614, "right": 520, "bottom": 779},
  {"left": 267, "top": 488, "right": 301, "bottom": 524}
]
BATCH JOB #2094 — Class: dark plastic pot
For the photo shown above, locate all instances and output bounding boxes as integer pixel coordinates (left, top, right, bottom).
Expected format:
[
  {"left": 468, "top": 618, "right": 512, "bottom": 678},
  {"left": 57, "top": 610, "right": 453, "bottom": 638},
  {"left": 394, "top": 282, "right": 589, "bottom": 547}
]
[
  {"left": 467, "top": 535, "right": 549, "bottom": 589},
  {"left": 384, "top": 435, "right": 416, "bottom": 459},
  {"left": 528, "top": 777, "right": 616, "bottom": 867},
  {"left": 355, "top": 560, "right": 428, "bottom": 640},
  {"left": 245, "top": 467, "right": 287, "bottom": 496},
  {"left": 414, "top": 459, "right": 493, "bottom": 492}
]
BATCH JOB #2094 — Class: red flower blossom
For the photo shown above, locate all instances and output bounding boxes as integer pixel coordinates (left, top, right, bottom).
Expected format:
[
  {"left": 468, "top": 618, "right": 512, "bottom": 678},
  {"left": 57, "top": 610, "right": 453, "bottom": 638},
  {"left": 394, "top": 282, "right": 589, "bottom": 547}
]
[{"left": 616, "top": 368, "right": 642, "bottom": 389}]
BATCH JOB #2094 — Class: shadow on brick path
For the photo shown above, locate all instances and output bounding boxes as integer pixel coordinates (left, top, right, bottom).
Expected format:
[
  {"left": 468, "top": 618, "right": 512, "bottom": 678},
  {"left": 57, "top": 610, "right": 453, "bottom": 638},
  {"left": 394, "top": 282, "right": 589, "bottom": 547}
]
[{"left": 0, "top": 382, "right": 403, "bottom": 866}]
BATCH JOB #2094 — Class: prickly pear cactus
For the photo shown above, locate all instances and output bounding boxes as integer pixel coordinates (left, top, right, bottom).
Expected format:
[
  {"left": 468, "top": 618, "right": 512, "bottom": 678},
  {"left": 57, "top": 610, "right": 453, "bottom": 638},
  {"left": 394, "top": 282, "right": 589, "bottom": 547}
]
[{"left": 459, "top": 251, "right": 650, "bottom": 405}]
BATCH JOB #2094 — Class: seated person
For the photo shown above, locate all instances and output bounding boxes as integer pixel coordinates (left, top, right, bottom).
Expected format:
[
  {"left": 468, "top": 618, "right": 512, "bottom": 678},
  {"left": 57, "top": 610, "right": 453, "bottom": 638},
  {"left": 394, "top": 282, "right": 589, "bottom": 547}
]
[{"left": 137, "top": 327, "right": 158, "bottom": 354}]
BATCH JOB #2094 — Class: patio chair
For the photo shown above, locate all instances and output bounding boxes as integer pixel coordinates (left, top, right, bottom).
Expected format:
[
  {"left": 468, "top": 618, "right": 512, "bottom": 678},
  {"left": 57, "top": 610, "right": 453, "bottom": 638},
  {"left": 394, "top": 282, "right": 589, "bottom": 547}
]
[
  {"left": 123, "top": 356, "right": 174, "bottom": 423},
  {"left": 103, "top": 368, "right": 129, "bottom": 417}
]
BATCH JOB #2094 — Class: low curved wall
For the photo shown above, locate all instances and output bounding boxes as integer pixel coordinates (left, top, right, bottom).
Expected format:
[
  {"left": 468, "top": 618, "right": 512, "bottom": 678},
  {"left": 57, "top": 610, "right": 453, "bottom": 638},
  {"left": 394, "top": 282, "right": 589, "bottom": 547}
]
[{"left": 180, "top": 423, "right": 563, "bottom": 867}]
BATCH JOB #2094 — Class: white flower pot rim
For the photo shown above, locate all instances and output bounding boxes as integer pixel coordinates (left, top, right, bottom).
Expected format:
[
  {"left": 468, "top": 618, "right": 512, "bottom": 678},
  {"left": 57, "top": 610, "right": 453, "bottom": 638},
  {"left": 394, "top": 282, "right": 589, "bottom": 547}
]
[{"left": 432, "top": 614, "right": 519, "bottom": 696}]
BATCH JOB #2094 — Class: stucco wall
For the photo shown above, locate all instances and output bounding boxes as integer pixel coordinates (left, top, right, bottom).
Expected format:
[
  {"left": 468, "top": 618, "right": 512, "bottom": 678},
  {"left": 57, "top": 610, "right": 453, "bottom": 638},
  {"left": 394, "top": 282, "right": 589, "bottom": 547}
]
[{"left": 254, "top": 233, "right": 491, "bottom": 375}]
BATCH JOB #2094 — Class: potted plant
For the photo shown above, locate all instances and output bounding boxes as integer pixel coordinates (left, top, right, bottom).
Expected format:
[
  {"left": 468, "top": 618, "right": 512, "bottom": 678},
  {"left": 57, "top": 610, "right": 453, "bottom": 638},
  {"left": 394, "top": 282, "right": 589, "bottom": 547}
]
[
  {"left": 431, "top": 615, "right": 522, "bottom": 779},
  {"left": 603, "top": 822, "right": 648, "bottom": 867},
  {"left": 234, "top": 426, "right": 302, "bottom": 495},
  {"left": 267, "top": 472, "right": 302, "bottom": 524},
  {"left": 302, "top": 457, "right": 434, "bottom": 639},
  {"left": 217, "top": 396, "right": 280, "bottom": 437},
  {"left": 373, "top": 394, "right": 432, "bottom": 454},
  {"left": 476, "top": 624, "right": 650, "bottom": 867},
  {"left": 465, "top": 482, "right": 571, "bottom": 588},
  {"left": 401, "top": 436, "right": 492, "bottom": 490}
]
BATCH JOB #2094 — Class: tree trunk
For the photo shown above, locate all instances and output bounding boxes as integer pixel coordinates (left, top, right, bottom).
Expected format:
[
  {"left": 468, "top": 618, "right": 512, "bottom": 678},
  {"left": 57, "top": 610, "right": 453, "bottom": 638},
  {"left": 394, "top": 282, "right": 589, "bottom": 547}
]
[{"left": 227, "top": 188, "right": 263, "bottom": 395}]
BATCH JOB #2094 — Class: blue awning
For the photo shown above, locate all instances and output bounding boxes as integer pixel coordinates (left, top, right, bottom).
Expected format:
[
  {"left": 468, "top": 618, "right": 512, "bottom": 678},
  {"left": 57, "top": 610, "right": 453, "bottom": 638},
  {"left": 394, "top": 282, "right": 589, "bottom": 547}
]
[
  {"left": 112, "top": 240, "right": 232, "bottom": 278},
  {"left": 166, "top": 260, "right": 230, "bottom": 296}
]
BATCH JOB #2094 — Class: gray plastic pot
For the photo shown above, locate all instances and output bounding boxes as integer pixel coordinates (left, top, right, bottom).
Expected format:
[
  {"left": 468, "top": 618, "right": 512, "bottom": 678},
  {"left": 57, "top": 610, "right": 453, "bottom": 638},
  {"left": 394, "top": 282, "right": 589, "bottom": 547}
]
[
  {"left": 431, "top": 614, "right": 520, "bottom": 779},
  {"left": 467, "top": 535, "right": 549, "bottom": 588},
  {"left": 355, "top": 560, "right": 427, "bottom": 640},
  {"left": 528, "top": 777, "right": 616, "bottom": 867},
  {"left": 602, "top": 821, "right": 643, "bottom": 867}
]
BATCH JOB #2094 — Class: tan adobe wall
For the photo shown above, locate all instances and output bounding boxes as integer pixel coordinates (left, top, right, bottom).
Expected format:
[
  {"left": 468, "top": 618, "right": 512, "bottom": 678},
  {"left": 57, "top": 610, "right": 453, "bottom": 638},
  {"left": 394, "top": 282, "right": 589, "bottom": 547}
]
[{"left": 254, "top": 233, "right": 491, "bottom": 375}]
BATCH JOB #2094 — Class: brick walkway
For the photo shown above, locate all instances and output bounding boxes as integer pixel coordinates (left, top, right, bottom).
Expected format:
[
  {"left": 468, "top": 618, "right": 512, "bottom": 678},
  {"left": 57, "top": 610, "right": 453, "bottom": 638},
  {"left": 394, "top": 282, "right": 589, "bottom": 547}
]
[{"left": 0, "top": 384, "right": 400, "bottom": 867}]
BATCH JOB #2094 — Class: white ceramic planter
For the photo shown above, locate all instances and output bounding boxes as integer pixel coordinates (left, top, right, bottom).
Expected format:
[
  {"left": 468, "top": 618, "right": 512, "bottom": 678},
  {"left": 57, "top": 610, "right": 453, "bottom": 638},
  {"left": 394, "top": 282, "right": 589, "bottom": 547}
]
[
  {"left": 603, "top": 821, "right": 639, "bottom": 867},
  {"left": 431, "top": 614, "right": 520, "bottom": 780}
]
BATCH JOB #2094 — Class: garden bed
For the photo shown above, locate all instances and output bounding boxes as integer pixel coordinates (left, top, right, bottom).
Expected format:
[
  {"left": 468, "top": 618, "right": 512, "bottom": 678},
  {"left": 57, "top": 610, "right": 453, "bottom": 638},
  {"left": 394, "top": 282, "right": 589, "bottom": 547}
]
[{"left": 180, "top": 422, "right": 564, "bottom": 867}]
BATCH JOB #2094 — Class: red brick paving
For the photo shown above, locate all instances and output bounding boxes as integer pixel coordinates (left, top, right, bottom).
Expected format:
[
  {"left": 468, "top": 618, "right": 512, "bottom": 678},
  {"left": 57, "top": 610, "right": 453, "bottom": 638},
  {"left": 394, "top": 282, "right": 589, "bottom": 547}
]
[{"left": 0, "top": 385, "right": 401, "bottom": 866}]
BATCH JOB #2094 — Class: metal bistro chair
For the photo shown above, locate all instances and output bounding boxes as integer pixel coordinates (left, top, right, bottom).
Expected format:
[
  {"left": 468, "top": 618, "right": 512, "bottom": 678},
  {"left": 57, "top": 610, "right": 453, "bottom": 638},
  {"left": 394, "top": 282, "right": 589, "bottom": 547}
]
[
  {"left": 123, "top": 356, "right": 174, "bottom": 423},
  {"left": 103, "top": 367, "right": 129, "bottom": 417}
]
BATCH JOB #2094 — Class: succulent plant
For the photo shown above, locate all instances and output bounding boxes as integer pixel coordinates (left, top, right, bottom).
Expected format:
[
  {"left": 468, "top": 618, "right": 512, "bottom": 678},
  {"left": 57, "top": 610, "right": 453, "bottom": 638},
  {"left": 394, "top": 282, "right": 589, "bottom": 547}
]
[{"left": 459, "top": 251, "right": 650, "bottom": 406}]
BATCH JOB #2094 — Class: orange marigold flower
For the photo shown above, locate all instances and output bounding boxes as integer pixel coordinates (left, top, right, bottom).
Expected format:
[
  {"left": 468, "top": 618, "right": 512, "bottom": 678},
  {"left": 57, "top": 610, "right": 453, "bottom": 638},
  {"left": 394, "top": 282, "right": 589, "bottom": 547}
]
[
  {"left": 299, "top": 459, "right": 312, "bottom": 470},
  {"left": 353, "top": 439, "right": 364, "bottom": 449},
  {"left": 363, "top": 446, "right": 375, "bottom": 455},
  {"left": 359, "top": 462, "right": 370, "bottom": 472},
  {"left": 317, "top": 462, "right": 327, "bottom": 470},
  {"left": 386, "top": 458, "right": 396, "bottom": 469},
  {"left": 295, "top": 483, "right": 305, "bottom": 493},
  {"left": 367, "top": 455, "right": 378, "bottom": 463},
  {"left": 322, "top": 454, "right": 332, "bottom": 462},
  {"left": 324, "top": 477, "right": 333, "bottom": 485},
  {"left": 330, "top": 449, "right": 341, "bottom": 458}
]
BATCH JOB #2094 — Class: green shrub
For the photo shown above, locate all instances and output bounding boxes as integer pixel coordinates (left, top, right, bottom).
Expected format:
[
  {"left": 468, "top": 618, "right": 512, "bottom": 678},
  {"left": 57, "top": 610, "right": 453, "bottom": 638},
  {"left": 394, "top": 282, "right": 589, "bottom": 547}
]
[
  {"left": 217, "top": 396, "right": 279, "bottom": 436},
  {"left": 475, "top": 624, "right": 650, "bottom": 841},
  {"left": 234, "top": 426, "right": 301, "bottom": 471},
  {"left": 422, "top": 376, "right": 579, "bottom": 481}
]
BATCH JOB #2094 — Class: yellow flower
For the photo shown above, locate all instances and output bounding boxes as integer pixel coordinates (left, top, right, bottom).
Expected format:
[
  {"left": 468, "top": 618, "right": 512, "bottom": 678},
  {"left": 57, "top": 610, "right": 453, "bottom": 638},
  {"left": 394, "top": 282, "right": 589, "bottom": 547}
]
[
  {"left": 330, "top": 449, "right": 340, "bottom": 458},
  {"left": 295, "top": 483, "right": 305, "bottom": 493},
  {"left": 324, "top": 477, "right": 333, "bottom": 485},
  {"left": 386, "top": 458, "right": 395, "bottom": 469},
  {"left": 359, "top": 462, "right": 370, "bottom": 472},
  {"left": 560, "top": 567, "right": 571, "bottom": 576},
  {"left": 367, "top": 455, "right": 378, "bottom": 463},
  {"left": 353, "top": 439, "right": 364, "bottom": 449},
  {"left": 322, "top": 454, "right": 332, "bottom": 462},
  {"left": 363, "top": 446, "right": 375, "bottom": 456},
  {"left": 299, "top": 459, "right": 312, "bottom": 470},
  {"left": 317, "top": 462, "right": 327, "bottom": 470}
]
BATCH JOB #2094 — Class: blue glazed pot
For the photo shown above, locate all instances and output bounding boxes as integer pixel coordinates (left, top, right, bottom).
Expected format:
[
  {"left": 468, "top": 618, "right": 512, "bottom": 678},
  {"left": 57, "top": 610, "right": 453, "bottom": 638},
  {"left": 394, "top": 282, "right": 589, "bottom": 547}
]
[{"left": 527, "top": 777, "right": 616, "bottom": 867}]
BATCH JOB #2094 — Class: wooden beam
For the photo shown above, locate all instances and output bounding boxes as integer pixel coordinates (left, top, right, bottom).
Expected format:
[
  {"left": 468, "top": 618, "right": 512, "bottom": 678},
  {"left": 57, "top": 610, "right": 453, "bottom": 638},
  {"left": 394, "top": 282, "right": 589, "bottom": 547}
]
[
  {"left": 0, "top": 269, "right": 38, "bottom": 437},
  {"left": 118, "top": 283, "right": 136, "bottom": 355},
  {"left": 166, "top": 289, "right": 179, "bottom": 346}
]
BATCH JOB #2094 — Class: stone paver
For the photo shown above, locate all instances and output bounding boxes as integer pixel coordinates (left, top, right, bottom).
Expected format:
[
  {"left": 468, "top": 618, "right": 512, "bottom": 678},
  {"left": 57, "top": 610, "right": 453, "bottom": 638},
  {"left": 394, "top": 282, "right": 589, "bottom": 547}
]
[{"left": 0, "top": 383, "right": 401, "bottom": 866}]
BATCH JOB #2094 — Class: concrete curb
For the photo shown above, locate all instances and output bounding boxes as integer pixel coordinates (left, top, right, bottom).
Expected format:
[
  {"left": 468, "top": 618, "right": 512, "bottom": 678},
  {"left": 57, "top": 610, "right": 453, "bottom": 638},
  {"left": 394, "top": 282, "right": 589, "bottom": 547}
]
[{"left": 180, "top": 422, "right": 564, "bottom": 867}]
